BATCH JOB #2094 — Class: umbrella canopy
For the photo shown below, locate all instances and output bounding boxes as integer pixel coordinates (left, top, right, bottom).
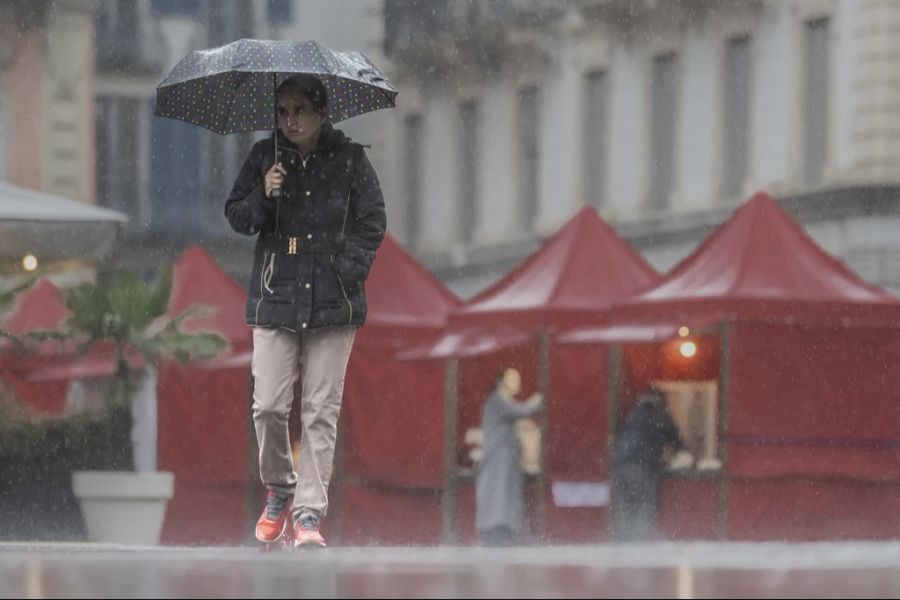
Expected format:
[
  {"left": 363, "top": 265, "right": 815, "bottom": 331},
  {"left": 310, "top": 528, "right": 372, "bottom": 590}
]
[{"left": 154, "top": 39, "right": 397, "bottom": 134}]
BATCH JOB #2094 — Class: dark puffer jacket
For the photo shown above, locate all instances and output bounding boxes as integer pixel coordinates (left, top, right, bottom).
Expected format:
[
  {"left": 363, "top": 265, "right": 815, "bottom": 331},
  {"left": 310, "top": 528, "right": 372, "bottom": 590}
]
[
  {"left": 225, "top": 124, "right": 386, "bottom": 331},
  {"left": 611, "top": 395, "right": 684, "bottom": 474}
]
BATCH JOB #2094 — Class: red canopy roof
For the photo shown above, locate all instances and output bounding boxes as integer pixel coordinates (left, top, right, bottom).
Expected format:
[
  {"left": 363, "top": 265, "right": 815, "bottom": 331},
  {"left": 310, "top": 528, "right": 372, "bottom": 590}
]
[
  {"left": 168, "top": 245, "right": 250, "bottom": 354},
  {"left": 458, "top": 207, "right": 657, "bottom": 326},
  {"left": 413, "top": 207, "right": 658, "bottom": 357},
  {"left": 20, "top": 246, "right": 247, "bottom": 379},
  {"left": 608, "top": 192, "right": 900, "bottom": 329},
  {"left": 1, "top": 277, "right": 68, "bottom": 334},
  {"left": 363, "top": 233, "right": 460, "bottom": 332}
]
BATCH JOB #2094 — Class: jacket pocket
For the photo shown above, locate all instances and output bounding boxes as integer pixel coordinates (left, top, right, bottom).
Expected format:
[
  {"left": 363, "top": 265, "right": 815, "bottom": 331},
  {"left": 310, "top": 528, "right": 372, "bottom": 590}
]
[
  {"left": 332, "top": 253, "right": 364, "bottom": 297},
  {"left": 260, "top": 252, "right": 297, "bottom": 305}
]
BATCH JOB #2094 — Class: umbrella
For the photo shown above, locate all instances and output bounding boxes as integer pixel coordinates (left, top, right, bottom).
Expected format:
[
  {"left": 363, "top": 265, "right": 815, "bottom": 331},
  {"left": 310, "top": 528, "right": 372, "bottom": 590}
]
[
  {"left": 154, "top": 38, "right": 397, "bottom": 199},
  {"left": 154, "top": 38, "right": 397, "bottom": 134}
]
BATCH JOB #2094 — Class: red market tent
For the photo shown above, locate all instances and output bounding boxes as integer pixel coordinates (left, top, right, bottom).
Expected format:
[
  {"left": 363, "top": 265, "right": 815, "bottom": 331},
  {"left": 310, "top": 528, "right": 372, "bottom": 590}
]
[
  {"left": 0, "top": 279, "right": 145, "bottom": 410},
  {"left": 564, "top": 192, "right": 900, "bottom": 541},
  {"left": 1, "top": 277, "right": 68, "bottom": 335},
  {"left": 0, "top": 278, "right": 70, "bottom": 413},
  {"left": 157, "top": 245, "right": 251, "bottom": 545},
  {"left": 336, "top": 234, "right": 461, "bottom": 546},
  {"left": 341, "top": 234, "right": 460, "bottom": 487},
  {"left": 407, "top": 206, "right": 658, "bottom": 544}
]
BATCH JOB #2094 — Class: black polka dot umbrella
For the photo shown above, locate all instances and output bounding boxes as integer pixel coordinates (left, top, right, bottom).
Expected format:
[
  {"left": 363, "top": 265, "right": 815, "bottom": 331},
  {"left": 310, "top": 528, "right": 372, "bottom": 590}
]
[{"left": 154, "top": 39, "right": 397, "bottom": 134}]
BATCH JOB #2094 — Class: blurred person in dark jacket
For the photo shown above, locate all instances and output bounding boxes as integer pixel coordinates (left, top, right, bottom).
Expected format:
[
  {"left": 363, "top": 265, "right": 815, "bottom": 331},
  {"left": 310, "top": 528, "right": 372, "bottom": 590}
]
[{"left": 611, "top": 386, "right": 691, "bottom": 542}]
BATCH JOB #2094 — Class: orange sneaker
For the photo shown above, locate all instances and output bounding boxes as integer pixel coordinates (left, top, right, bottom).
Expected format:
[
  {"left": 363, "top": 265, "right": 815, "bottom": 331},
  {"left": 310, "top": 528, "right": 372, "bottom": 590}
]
[
  {"left": 255, "top": 490, "right": 293, "bottom": 543},
  {"left": 293, "top": 513, "right": 326, "bottom": 549}
]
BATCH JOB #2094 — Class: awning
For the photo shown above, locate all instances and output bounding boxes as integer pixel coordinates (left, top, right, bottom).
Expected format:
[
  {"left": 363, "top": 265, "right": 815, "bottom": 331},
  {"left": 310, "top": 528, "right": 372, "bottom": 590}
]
[
  {"left": 558, "top": 317, "right": 721, "bottom": 345},
  {"left": 558, "top": 324, "right": 681, "bottom": 344},
  {"left": 0, "top": 181, "right": 128, "bottom": 261},
  {"left": 397, "top": 328, "right": 533, "bottom": 360}
]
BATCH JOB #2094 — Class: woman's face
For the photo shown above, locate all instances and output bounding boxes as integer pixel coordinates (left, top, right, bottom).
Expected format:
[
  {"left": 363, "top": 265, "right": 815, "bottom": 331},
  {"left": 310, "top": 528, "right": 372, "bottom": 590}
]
[{"left": 276, "top": 89, "right": 325, "bottom": 147}]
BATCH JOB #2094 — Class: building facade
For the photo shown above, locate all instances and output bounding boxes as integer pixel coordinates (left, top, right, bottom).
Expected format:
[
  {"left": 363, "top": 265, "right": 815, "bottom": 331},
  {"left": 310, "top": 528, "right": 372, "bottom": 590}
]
[
  {"left": 378, "top": 0, "right": 900, "bottom": 296},
  {"left": 0, "top": 0, "right": 97, "bottom": 205}
]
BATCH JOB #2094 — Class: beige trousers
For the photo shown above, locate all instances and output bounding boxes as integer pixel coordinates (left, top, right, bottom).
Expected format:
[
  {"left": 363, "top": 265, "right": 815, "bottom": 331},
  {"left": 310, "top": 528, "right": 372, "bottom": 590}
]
[{"left": 251, "top": 326, "right": 355, "bottom": 518}]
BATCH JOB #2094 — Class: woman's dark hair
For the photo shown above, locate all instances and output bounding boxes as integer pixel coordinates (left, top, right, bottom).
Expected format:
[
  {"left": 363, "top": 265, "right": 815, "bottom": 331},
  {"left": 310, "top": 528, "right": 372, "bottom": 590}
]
[{"left": 276, "top": 75, "right": 328, "bottom": 114}]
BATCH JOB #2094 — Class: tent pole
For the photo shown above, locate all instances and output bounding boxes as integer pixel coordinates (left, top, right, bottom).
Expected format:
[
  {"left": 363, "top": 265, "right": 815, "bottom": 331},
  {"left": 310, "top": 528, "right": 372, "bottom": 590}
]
[
  {"left": 536, "top": 329, "right": 551, "bottom": 540},
  {"left": 441, "top": 357, "right": 460, "bottom": 545},
  {"left": 716, "top": 320, "right": 732, "bottom": 540},
  {"left": 606, "top": 344, "right": 623, "bottom": 540}
]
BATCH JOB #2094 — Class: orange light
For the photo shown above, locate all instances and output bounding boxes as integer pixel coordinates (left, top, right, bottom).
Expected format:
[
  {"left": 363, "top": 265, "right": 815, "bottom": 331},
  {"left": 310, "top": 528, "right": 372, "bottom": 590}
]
[
  {"left": 678, "top": 326, "right": 690, "bottom": 337},
  {"left": 679, "top": 340, "right": 697, "bottom": 358}
]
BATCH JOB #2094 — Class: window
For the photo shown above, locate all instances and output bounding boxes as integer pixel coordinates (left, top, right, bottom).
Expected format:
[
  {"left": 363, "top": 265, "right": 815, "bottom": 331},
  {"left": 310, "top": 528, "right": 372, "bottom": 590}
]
[
  {"left": 95, "top": 0, "right": 139, "bottom": 67},
  {"left": 649, "top": 53, "right": 678, "bottom": 211},
  {"left": 722, "top": 35, "right": 752, "bottom": 199},
  {"left": 517, "top": 86, "right": 540, "bottom": 230},
  {"left": 267, "top": 0, "right": 294, "bottom": 24},
  {"left": 803, "top": 18, "right": 830, "bottom": 184},
  {"left": 95, "top": 0, "right": 164, "bottom": 73},
  {"left": 458, "top": 100, "right": 480, "bottom": 243},
  {"left": 150, "top": 0, "right": 201, "bottom": 17},
  {"left": 403, "top": 114, "right": 423, "bottom": 248},
  {"left": 204, "top": 133, "right": 243, "bottom": 237},
  {"left": 582, "top": 70, "right": 609, "bottom": 208},
  {"left": 654, "top": 381, "right": 721, "bottom": 470},
  {"left": 96, "top": 97, "right": 143, "bottom": 228},
  {"left": 208, "top": 1, "right": 255, "bottom": 46},
  {"left": 150, "top": 106, "right": 203, "bottom": 236}
]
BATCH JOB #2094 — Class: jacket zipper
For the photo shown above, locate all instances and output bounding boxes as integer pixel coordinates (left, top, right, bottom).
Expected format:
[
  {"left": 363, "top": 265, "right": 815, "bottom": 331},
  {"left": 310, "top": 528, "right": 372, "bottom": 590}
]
[
  {"left": 255, "top": 251, "right": 271, "bottom": 324},
  {"left": 336, "top": 188, "right": 353, "bottom": 325},
  {"left": 279, "top": 146, "right": 309, "bottom": 171},
  {"left": 332, "top": 253, "right": 353, "bottom": 326}
]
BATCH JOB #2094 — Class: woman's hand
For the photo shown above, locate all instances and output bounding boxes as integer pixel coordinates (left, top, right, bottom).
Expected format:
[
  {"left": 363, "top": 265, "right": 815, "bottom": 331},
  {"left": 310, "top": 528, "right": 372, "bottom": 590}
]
[{"left": 264, "top": 163, "right": 287, "bottom": 198}]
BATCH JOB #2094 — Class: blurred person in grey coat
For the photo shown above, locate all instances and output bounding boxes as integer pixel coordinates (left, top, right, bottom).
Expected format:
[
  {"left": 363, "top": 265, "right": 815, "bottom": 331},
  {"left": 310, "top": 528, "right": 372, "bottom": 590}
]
[{"left": 475, "top": 368, "right": 542, "bottom": 547}]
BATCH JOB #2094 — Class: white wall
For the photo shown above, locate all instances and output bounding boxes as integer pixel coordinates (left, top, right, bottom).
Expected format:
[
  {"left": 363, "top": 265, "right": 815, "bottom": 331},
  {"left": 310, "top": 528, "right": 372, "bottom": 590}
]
[
  {"left": 0, "top": 86, "right": 8, "bottom": 181},
  {"left": 477, "top": 82, "right": 517, "bottom": 243},
  {"left": 679, "top": 29, "right": 717, "bottom": 210},
  {"left": 384, "top": 0, "right": 888, "bottom": 270},
  {"left": 537, "top": 38, "right": 580, "bottom": 233},
  {"left": 834, "top": 0, "right": 858, "bottom": 175},
  {"left": 752, "top": 0, "right": 792, "bottom": 191},
  {"left": 286, "top": 1, "right": 369, "bottom": 50},
  {"left": 607, "top": 43, "right": 646, "bottom": 219},
  {"left": 420, "top": 95, "right": 456, "bottom": 250}
]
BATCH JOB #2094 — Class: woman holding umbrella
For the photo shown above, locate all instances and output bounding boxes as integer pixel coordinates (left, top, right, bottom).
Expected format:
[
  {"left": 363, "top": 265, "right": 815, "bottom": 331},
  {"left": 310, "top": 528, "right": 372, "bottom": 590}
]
[
  {"left": 224, "top": 74, "right": 385, "bottom": 549},
  {"left": 156, "top": 39, "right": 395, "bottom": 550}
]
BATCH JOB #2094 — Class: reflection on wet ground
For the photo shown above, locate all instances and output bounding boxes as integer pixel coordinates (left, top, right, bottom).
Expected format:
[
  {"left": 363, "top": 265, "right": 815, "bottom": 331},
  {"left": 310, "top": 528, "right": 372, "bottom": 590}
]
[{"left": 2, "top": 542, "right": 900, "bottom": 599}]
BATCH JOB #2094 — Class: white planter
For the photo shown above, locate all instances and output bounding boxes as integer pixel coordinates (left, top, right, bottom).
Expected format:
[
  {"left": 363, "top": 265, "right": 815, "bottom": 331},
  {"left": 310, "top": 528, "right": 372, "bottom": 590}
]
[{"left": 72, "top": 470, "right": 174, "bottom": 545}]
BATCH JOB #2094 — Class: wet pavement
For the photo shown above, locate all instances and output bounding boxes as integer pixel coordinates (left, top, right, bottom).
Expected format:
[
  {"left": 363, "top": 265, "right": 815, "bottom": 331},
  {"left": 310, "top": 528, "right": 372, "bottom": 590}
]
[{"left": 2, "top": 542, "right": 900, "bottom": 598}]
